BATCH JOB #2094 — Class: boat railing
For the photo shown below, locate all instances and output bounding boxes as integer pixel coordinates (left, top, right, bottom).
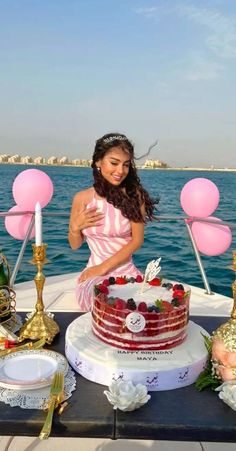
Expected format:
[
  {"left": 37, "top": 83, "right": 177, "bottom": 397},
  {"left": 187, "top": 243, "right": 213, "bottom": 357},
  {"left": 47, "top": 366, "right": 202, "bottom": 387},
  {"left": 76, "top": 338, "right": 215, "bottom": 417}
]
[{"left": 0, "top": 210, "right": 235, "bottom": 294}]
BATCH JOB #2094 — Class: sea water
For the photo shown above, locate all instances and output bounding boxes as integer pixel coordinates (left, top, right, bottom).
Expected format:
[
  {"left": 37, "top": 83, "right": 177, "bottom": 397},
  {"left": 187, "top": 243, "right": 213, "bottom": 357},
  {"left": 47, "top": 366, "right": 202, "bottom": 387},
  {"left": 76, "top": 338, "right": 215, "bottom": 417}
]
[{"left": 0, "top": 164, "right": 235, "bottom": 297}]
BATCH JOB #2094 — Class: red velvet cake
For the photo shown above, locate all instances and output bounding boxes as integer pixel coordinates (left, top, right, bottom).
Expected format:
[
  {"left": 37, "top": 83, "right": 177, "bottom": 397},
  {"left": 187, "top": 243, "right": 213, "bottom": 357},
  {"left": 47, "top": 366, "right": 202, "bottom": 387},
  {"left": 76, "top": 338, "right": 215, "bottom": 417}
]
[{"left": 92, "top": 275, "right": 190, "bottom": 350}]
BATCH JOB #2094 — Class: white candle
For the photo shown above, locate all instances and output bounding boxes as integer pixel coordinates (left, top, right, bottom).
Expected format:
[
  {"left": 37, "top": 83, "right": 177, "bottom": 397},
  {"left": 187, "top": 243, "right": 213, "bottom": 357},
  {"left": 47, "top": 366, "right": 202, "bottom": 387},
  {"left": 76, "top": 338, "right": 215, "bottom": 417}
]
[{"left": 35, "top": 202, "right": 42, "bottom": 246}]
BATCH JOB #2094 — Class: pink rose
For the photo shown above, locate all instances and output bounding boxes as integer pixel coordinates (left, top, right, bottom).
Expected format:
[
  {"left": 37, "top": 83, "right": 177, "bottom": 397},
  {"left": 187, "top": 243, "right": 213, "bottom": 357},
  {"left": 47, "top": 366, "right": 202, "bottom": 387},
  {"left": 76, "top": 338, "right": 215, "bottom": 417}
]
[
  {"left": 216, "top": 365, "right": 236, "bottom": 382},
  {"left": 212, "top": 338, "right": 236, "bottom": 367}
]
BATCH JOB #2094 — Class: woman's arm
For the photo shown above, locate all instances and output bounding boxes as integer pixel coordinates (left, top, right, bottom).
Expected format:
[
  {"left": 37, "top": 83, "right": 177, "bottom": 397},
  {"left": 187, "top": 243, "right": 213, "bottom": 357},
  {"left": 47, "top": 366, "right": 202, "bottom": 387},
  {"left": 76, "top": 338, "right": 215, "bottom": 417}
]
[
  {"left": 68, "top": 193, "right": 84, "bottom": 250},
  {"left": 68, "top": 191, "right": 104, "bottom": 250},
  {"left": 102, "top": 220, "right": 144, "bottom": 272}
]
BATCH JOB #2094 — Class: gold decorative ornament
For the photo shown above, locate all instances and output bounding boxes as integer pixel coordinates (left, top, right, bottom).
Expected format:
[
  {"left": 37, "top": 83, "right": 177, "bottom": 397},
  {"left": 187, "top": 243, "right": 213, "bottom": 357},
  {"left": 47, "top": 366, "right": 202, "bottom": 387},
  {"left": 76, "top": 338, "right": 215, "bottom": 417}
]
[
  {"left": 0, "top": 286, "right": 16, "bottom": 324},
  {"left": 19, "top": 244, "right": 59, "bottom": 344},
  {"left": 213, "top": 251, "right": 236, "bottom": 351},
  {"left": 0, "top": 252, "right": 17, "bottom": 328},
  {"left": 0, "top": 252, "right": 10, "bottom": 287}
]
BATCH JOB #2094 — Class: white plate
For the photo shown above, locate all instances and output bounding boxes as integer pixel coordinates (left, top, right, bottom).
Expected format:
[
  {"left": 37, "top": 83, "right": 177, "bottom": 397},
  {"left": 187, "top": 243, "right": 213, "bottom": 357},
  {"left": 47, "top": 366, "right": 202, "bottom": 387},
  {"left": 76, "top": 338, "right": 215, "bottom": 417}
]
[{"left": 0, "top": 349, "right": 68, "bottom": 390}]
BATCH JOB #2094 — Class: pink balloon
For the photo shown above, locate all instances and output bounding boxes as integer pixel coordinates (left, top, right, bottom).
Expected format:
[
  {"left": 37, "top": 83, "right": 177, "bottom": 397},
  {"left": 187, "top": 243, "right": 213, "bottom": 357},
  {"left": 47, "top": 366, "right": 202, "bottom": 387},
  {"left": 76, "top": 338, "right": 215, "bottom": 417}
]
[
  {"left": 12, "top": 169, "right": 53, "bottom": 209},
  {"left": 5, "top": 206, "right": 35, "bottom": 240},
  {"left": 180, "top": 178, "right": 220, "bottom": 217},
  {"left": 191, "top": 216, "right": 232, "bottom": 256}
]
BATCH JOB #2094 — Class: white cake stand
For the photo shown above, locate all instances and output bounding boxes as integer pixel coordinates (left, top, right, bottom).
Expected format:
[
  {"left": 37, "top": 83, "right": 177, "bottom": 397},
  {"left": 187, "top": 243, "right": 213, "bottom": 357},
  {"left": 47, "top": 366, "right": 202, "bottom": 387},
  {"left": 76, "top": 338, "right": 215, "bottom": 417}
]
[{"left": 65, "top": 313, "right": 208, "bottom": 391}]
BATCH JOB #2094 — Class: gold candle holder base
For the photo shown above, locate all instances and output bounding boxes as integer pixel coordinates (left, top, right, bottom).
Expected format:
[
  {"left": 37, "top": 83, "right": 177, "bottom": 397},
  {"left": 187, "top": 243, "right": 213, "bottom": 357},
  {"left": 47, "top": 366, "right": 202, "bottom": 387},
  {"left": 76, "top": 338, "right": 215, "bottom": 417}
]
[{"left": 19, "top": 244, "right": 59, "bottom": 344}]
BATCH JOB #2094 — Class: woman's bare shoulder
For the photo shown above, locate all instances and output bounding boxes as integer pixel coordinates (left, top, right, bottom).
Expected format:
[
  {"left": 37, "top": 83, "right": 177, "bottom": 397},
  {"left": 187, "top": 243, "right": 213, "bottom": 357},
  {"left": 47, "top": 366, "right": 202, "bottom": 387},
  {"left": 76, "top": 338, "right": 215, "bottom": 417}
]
[{"left": 73, "top": 187, "right": 94, "bottom": 204}]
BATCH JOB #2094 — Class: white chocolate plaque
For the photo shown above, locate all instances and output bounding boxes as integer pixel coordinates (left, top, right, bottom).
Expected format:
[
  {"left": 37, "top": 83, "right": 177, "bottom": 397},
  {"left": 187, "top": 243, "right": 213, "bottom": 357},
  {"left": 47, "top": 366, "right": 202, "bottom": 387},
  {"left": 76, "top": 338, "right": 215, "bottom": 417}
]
[{"left": 125, "top": 312, "right": 146, "bottom": 333}]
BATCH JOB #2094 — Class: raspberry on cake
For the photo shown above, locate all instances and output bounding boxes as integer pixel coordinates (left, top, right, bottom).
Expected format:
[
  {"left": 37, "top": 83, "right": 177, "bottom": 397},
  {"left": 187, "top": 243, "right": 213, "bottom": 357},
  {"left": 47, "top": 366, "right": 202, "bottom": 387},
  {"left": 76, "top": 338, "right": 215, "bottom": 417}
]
[{"left": 92, "top": 275, "right": 190, "bottom": 351}]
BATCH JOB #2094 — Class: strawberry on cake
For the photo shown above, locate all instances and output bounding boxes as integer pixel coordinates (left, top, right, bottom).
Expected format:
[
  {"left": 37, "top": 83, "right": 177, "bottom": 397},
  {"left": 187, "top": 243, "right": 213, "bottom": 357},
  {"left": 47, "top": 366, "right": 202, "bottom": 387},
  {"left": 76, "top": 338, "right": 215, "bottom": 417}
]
[{"left": 91, "top": 275, "right": 190, "bottom": 351}]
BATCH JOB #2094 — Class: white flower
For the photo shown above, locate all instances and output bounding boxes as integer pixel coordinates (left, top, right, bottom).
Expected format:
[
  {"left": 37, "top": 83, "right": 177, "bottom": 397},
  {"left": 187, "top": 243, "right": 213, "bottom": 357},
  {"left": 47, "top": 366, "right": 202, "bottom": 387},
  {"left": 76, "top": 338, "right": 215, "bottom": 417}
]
[
  {"left": 216, "top": 381, "right": 236, "bottom": 411},
  {"left": 104, "top": 380, "right": 151, "bottom": 412}
]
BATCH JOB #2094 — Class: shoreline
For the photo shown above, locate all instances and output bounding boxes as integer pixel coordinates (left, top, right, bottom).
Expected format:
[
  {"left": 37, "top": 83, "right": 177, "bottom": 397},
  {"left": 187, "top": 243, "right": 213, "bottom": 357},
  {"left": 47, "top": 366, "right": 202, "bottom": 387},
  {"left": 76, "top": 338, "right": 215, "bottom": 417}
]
[
  {"left": 0, "top": 162, "right": 236, "bottom": 172},
  {"left": 141, "top": 167, "right": 236, "bottom": 172}
]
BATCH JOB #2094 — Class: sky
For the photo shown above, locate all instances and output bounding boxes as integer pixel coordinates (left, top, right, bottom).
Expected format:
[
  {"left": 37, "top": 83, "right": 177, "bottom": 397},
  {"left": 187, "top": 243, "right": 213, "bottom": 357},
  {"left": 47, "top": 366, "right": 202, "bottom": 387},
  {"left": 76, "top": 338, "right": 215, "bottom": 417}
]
[{"left": 0, "top": 0, "right": 236, "bottom": 167}]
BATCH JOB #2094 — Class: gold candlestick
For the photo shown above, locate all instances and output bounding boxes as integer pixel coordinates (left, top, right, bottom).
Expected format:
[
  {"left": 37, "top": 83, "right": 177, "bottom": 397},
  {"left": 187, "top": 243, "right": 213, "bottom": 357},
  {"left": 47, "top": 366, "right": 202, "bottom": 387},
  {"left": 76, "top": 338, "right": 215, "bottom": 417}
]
[
  {"left": 212, "top": 251, "right": 236, "bottom": 351},
  {"left": 19, "top": 244, "right": 59, "bottom": 344}
]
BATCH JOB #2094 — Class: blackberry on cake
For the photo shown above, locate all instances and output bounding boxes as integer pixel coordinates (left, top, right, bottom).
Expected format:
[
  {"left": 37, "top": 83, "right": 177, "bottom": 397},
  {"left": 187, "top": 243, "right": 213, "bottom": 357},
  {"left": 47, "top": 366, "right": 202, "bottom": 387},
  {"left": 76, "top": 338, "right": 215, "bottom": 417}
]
[{"left": 126, "top": 298, "right": 136, "bottom": 310}]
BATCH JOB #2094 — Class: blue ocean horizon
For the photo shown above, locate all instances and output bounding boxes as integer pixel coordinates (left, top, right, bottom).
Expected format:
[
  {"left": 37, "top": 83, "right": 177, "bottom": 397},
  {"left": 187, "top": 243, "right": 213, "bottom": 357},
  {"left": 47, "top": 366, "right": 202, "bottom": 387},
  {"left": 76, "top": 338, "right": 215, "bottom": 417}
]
[{"left": 0, "top": 164, "right": 235, "bottom": 298}]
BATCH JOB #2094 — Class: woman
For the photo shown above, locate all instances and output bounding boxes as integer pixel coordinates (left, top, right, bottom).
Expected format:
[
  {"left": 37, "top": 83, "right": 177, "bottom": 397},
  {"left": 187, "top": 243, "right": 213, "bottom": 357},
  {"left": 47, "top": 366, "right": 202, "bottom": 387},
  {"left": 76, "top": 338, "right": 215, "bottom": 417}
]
[{"left": 69, "top": 132, "right": 156, "bottom": 311}]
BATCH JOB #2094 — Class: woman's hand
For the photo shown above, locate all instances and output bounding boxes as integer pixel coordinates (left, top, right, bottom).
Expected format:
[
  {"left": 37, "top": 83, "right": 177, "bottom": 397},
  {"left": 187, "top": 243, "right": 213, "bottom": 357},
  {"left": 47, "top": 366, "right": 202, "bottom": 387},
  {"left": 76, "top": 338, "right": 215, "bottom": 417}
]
[
  {"left": 78, "top": 264, "right": 107, "bottom": 282},
  {"left": 70, "top": 203, "right": 104, "bottom": 234}
]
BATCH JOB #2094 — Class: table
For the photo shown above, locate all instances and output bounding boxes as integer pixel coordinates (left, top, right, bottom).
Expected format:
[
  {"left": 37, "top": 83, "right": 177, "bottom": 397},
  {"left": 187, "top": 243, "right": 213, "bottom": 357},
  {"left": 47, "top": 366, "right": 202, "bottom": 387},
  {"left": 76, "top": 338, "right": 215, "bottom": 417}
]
[{"left": 0, "top": 314, "right": 236, "bottom": 442}]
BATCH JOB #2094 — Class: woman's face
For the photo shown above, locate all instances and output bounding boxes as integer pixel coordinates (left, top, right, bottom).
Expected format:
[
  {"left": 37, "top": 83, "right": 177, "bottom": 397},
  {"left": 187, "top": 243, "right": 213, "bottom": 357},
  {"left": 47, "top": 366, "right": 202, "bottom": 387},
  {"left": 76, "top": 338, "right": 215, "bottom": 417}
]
[{"left": 97, "top": 147, "right": 131, "bottom": 186}]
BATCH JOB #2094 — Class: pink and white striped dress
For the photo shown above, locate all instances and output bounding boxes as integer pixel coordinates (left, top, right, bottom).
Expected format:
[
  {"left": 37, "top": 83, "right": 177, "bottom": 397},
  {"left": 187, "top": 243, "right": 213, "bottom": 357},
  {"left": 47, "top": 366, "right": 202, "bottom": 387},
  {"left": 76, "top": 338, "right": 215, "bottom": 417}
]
[{"left": 75, "top": 194, "right": 142, "bottom": 311}]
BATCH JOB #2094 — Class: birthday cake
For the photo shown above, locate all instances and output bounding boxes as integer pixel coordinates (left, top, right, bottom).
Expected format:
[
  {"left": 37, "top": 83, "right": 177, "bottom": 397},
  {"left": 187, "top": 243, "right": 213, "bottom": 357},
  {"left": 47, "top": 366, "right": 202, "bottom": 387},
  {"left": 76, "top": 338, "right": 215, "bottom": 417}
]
[
  {"left": 91, "top": 275, "right": 190, "bottom": 350},
  {"left": 65, "top": 259, "right": 208, "bottom": 391}
]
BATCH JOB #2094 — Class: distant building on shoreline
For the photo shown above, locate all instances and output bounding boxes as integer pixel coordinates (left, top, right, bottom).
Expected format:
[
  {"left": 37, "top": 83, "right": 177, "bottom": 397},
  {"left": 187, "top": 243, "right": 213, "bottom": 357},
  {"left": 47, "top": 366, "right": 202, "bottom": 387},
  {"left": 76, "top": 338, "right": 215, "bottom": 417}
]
[
  {"left": 0, "top": 153, "right": 92, "bottom": 167},
  {"left": 142, "top": 159, "right": 168, "bottom": 169}
]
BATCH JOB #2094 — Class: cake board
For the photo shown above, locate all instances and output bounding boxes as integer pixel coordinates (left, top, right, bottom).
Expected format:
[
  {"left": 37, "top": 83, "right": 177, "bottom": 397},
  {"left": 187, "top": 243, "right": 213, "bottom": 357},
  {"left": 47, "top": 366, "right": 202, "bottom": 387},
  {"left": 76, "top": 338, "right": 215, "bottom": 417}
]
[{"left": 65, "top": 313, "right": 208, "bottom": 391}]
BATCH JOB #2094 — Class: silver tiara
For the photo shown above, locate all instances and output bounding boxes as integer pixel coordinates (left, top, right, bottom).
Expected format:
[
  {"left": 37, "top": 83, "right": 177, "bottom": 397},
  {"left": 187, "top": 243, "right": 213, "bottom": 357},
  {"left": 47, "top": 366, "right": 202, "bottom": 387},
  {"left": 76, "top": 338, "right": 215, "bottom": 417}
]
[{"left": 103, "top": 135, "right": 127, "bottom": 144}]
